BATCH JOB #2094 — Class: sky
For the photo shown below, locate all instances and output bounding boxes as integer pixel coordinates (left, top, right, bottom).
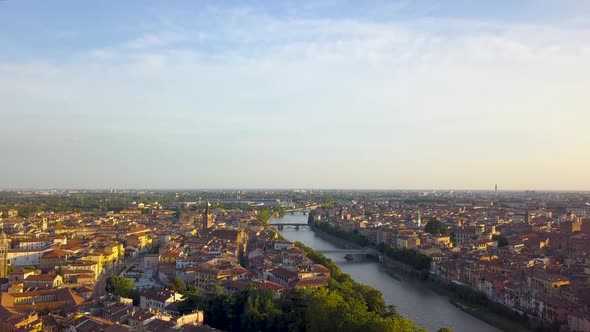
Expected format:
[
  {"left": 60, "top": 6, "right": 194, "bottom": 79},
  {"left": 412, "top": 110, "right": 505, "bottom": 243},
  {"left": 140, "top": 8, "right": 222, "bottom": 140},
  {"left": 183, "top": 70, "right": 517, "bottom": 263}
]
[{"left": 1, "top": 0, "right": 589, "bottom": 190}]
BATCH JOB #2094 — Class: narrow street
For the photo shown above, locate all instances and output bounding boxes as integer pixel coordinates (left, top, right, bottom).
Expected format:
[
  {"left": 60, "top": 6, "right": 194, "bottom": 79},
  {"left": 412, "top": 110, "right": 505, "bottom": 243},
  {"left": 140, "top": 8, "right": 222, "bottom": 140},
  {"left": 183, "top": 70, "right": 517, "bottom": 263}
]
[{"left": 92, "top": 254, "right": 144, "bottom": 300}]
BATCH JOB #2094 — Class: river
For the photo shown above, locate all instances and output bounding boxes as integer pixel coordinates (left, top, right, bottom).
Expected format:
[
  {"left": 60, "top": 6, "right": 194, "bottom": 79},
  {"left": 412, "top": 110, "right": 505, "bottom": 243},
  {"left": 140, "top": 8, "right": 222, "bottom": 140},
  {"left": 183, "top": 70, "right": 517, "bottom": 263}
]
[{"left": 274, "top": 214, "right": 500, "bottom": 332}]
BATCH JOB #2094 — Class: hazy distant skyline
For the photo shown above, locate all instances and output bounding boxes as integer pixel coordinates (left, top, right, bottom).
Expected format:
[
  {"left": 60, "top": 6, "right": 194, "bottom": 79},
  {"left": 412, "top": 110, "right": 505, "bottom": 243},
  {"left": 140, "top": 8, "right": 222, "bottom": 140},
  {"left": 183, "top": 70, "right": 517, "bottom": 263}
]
[{"left": 1, "top": 1, "right": 590, "bottom": 190}]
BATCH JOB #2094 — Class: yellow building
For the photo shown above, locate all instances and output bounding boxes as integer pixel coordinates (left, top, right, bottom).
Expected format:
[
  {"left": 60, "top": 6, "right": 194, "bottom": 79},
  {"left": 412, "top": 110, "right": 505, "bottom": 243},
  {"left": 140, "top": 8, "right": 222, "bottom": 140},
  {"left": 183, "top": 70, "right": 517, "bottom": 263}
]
[
  {"left": 161, "top": 251, "right": 181, "bottom": 264},
  {"left": 0, "top": 312, "right": 42, "bottom": 332},
  {"left": 432, "top": 235, "right": 452, "bottom": 248},
  {"left": 77, "top": 258, "right": 102, "bottom": 277},
  {"left": 99, "top": 250, "right": 118, "bottom": 265},
  {"left": 96, "top": 242, "right": 125, "bottom": 262},
  {"left": 529, "top": 271, "right": 570, "bottom": 295},
  {"left": 396, "top": 235, "right": 420, "bottom": 249},
  {"left": 74, "top": 228, "right": 98, "bottom": 237},
  {"left": 127, "top": 234, "right": 152, "bottom": 251}
]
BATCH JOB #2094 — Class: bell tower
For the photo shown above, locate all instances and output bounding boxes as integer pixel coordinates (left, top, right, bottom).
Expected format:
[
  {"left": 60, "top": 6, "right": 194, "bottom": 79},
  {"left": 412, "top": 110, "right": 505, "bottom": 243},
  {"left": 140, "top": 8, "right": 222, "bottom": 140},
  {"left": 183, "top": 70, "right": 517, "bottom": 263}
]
[
  {"left": 202, "top": 202, "right": 213, "bottom": 230},
  {"left": 0, "top": 227, "right": 9, "bottom": 278}
]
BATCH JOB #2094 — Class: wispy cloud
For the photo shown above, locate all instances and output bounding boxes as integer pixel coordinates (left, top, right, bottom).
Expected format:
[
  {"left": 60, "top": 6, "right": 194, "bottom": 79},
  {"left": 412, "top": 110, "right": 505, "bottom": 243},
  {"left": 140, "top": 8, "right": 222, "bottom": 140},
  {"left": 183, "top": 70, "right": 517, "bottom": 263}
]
[
  {"left": 1, "top": 3, "right": 589, "bottom": 189},
  {"left": 122, "top": 31, "right": 187, "bottom": 49}
]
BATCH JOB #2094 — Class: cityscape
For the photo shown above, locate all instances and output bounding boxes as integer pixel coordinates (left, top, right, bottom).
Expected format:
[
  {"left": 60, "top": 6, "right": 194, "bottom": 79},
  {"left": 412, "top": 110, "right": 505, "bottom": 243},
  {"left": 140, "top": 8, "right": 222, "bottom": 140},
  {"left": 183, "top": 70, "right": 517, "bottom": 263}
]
[
  {"left": 0, "top": 190, "right": 589, "bottom": 331},
  {"left": 2, "top": 1, "right": 590, "bottom": 332}
]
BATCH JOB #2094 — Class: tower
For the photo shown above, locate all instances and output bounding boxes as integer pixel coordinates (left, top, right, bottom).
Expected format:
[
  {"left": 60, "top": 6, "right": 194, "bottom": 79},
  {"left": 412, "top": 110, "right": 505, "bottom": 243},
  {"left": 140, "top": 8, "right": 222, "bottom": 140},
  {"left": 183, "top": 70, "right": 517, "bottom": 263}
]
[
  {"left": 202, "top": 202, "right": 213, "bottom": 230},
  {"left": 417, "top": 211, "right": 422, "bottom": 228},
  {"left": 495, "top": 184, "right": 498, "bottom": 196},
  {"left": 0, "top": 227, "right": 9, "bottom": 278}
]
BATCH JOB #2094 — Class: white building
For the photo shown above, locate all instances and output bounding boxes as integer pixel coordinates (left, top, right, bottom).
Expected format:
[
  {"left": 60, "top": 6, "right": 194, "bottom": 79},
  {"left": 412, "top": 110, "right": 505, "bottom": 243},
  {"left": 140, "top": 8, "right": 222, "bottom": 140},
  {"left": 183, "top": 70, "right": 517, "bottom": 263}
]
[{"left": 7, "top": 249, "right": 48, "bottom": 267}]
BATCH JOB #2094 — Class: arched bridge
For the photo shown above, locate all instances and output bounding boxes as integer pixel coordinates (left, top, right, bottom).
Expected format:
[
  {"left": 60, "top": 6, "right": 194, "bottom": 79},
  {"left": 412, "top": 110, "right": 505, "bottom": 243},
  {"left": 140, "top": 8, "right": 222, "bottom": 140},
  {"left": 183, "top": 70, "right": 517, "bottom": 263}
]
[
  {"left": 270, "top": 223, "right": 309, "bottom": 227},
  {"left": 284, "top": 208, "right": 310, "bottom": 215},
  {"left": 318, "top": 249, "right": 379, "bottom": 256},
  {"left": 284, "top": 205, "right": 319, "bottom": 215}
]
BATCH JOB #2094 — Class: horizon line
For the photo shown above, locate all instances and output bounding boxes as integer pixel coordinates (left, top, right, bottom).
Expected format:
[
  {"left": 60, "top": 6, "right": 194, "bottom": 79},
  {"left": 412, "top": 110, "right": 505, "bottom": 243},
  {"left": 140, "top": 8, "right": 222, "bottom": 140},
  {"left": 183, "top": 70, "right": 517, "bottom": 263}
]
[{"left": 1, "top": 187, "right": 589, "bottom": 193}]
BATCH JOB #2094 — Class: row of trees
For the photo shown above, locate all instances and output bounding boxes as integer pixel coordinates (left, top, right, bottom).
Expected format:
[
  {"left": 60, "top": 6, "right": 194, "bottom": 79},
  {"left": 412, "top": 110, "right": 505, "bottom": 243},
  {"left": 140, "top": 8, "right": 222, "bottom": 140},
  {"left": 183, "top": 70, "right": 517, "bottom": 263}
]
[
  {"left": 377, "top": 242, "right": 432, "bottom": 271},
  {"left": 257, "top": 209, "right": 273, "bottom": 227},
  {"left": 256, "top": 206, "right": 287, "bottom": 227},
  {"left": 310, "top": 219, "right": 369, "bottom": 247},
  {"left": 308, "top": 212, "right": 431, "bottom": 271},
  {"left": 180, "top": 286, "right": 423, "bottom": 332},
  {"left": 443, "top": 282, "right": 530, "bottom": 329}
]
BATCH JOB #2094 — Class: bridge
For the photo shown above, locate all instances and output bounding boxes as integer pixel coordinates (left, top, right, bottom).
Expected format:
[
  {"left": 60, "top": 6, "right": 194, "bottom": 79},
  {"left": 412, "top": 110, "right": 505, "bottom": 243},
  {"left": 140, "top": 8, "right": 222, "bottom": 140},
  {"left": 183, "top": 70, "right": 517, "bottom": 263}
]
[
  {"left": 284, "top": 205, "right": 319, "bottom": 215},
  {"left": 284, "top": 208, "right": 310, "bottom": 215},
  {"left": 270, "top": 223, "right": 309, "bottom": 227},
  {"left": 270, "top": 223, "right": 309, "bottom": 229},
  {"left": 318, "top": 249, "right": 379, "bottom": 256}
]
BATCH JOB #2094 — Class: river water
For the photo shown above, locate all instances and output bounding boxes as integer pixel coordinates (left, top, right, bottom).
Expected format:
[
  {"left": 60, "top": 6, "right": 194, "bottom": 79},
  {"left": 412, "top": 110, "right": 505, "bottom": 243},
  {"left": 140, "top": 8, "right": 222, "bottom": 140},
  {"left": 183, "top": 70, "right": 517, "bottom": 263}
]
[{"left": 274, "top": 214, "right": 500, "bottom": 332}]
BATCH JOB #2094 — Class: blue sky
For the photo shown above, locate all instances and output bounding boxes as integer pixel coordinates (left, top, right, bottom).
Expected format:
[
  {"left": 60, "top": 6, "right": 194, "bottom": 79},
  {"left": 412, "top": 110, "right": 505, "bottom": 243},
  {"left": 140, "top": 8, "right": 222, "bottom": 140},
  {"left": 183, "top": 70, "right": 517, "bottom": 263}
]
[{"left": 1, "top": 1, "right": 589, "bottom": 190}]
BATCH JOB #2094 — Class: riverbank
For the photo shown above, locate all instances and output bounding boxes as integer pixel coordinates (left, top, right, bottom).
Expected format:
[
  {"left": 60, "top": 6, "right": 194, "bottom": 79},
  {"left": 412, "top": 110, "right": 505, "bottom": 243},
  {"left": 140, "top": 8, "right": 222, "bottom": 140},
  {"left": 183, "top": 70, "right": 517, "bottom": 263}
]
[
  {"left": 310, "top": 225, "right": 366, "bottom": 250},
  {"left": 276, "top": 214, "right": 503, "bottom": 331},
  {"left": 426, "top": 281, "right": 530, "bottom": 332},
  {"left": 310, "top": 227, "right": 530, "bottom": 332},
  {"left": 292, "top": 240, "right": 428, "bottom": 332}
]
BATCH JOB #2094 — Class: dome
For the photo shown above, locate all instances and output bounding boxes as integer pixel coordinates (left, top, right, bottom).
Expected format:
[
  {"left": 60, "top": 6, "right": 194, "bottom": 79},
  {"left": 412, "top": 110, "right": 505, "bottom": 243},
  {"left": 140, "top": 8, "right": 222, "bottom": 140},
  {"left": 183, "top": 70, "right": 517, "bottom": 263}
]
[{"left": 0, "top": 229, "right": 7, "bottom": 241}]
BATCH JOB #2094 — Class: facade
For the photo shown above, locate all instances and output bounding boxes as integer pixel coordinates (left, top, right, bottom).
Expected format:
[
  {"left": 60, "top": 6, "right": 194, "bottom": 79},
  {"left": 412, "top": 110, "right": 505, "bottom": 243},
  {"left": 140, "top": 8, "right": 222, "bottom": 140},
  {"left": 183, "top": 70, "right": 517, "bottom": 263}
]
[
  {"left": 24, "top": 274, "right": 63, "bottom": 289},
  {"left": 7, "top": 249, "right": 46, "bottom": 267},
  {"left": 202, "top": 202, "right": 213, "bottom": 230},
  {"left": 127, "top": 234, "right": 152, "bottom": 251},
  {"left": 139, "top": 289, "right": 182, "bottom": 312},
  {"left": 0, "top": 229, "right": 8, "bottom": 278}
]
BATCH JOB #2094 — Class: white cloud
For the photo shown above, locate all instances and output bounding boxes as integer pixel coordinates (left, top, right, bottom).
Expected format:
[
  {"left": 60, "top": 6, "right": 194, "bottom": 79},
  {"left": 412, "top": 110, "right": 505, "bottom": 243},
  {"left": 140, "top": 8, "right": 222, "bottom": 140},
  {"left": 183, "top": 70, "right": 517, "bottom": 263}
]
[
  {"left": 122, "top": 32, "right": 187, "bottom": 49},
  {"left": 1, "top": 9, "right": 590, "bottom": 189}
]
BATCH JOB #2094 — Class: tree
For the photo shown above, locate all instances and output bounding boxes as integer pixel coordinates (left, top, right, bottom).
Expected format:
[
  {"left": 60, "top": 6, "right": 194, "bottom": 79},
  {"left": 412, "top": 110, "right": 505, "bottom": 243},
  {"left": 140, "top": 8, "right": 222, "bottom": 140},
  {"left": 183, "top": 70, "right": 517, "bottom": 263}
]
[
  {"left": 56, "top": 265, "right": 65, "bottom": 278},
  {"left": 105, "top": 275, "right": 135, "bottom": 298},
  {"left": 492, "top": 235, "right": 509, "bottom": 247},
  {"left": 257, "top": 209, "right": 272, "bottom": 227},
  {"left": 241, "top": 290, "right": 281, "bottom": 331},
  {"left": 355, "top": 284, "right": 386, "bottom": 315},
  {"left": 437, "top": 328, "right": 453, "bottom": 332},
  {"left": 382, "top": 244, "right": 432, "bottom": 271},
  {"left": 167, "top": 276, "right": 187, "bottom": 293},
  {"left": 424, "top": 220, "right": 445, "bottom": 234},
  {"left": 179, "top": 286, "right": 206, "bottom": 314}
]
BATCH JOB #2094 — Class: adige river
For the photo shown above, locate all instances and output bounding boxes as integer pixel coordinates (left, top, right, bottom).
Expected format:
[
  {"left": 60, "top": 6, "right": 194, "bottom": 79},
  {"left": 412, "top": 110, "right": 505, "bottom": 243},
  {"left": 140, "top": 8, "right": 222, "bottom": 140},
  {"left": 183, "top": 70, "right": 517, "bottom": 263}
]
[{"left": 274, "top": 214, "right": 500, "bottom": 332}]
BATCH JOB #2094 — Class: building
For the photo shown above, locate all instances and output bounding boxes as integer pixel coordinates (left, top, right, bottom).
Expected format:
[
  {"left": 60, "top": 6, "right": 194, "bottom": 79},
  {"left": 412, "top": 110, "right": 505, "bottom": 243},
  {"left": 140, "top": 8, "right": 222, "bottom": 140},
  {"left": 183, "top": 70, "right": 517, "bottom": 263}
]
[
  {"left": 202, "top": 202, "right": 213, "bottom": 230},
  {"left": 0, "top": 309, "right": 41, "bottom": 332},
  {"left": 7, "top": 249, "right": 47, "bottom": 267},
  {"left": 529, "top": 271, "right": 570, "bottom": 295},
  {"left": 396, "top": 235, "right": 420, "bottom": 249},
  {"left": 24, "top": 273, "right": 63, "bottom": 290},
  {"left": 0, "top": 287, "right": 85, "bottom": 313},
  {"left": 40, "top": 250, "right": 69, "bottom": 271},
  {"left": 0, "top": 229, "right": 8, "bottom": 278},
  {"left": 139, "top": 289, "right": 182, "bottom": 313},
  {"left": 14, "top": 238, "right": 54, "bottom": 250},
  {"left": 127, "top": 234, "right": 152, "bottom": 252}
]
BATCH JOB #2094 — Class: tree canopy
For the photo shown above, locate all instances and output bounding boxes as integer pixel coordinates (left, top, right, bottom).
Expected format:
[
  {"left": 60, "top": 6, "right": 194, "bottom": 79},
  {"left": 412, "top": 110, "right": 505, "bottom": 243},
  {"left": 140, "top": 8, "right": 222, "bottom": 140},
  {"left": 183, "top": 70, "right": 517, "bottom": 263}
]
[
  {"left": 167, "top": 276, "right": 187, "bottom": 293},
  {"left": 424, "top": 220, "right": 446, "bottom": 235},
  {"left": 311, "top": 220, "right": 369, "bottom": 247},
  {"left": 377, "top": 242, "right": 432, "bottom": 271},
  {"left": 492, "top": 235, "right": 509, "bottom": 247},
  {"left": 105, "top": 275, "right": 136, "bottom": 298},
  {"left": 176, "top": 243, "right": 426, "bottom": 332}
]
